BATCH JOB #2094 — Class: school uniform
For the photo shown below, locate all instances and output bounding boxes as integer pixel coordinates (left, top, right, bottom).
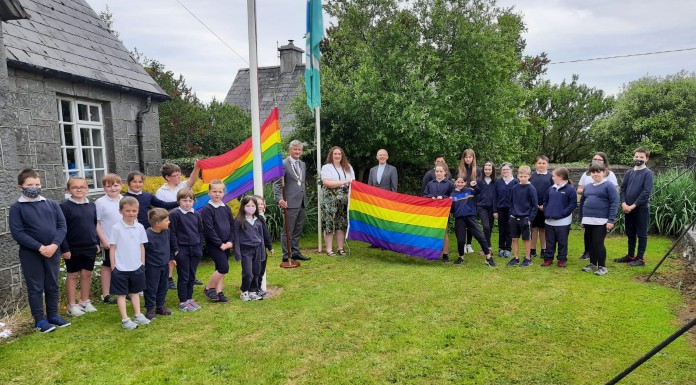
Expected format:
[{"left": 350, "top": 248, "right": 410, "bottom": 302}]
[
  {"left": 579, "top": 180, "right": 619, "bottom": 267},
  {"left": 109, "top": 220, "right": 148, "bottom": 295},
  {"left": 144, "top": 228, "right": 171, "bottom": 310},
  {"left": 423, "top": 179, "right": 454, "bottom": 198},
  {"left": 493, "top": 177, "right": 518, "bottom": 251},
  {"left": 452, "top": 187, "right": 489, "bottom": 256},
  {"left": 60, "top": 198, "right": 98, "bottom": 273},
  {"left": 542, "top": 183, "right": 577, "bottom": 262},
  {"left": 476, "top": 177, "right": 496, "bottom": 250},
  {"left": 509, "top": 183, "right": 538, "bottom": 241},
  {"left": 530, "top": 171, "right": 553, "bottom": 228},
  {"left": 201, "top": 201, "right": 235, "bottom": 274},
  {"left": 620, "top": 167, "right": 654, "bottom": 260},
  {"left": 123, "top": 190, "right": 178, "bottom": 229},
  {"left": 234, "top": 217, "right": 272, "bottom": 293},
  {"left": 95, "top": 194, "right": 122, "bottom": 268},
  {"left": 169, "top": 207, "right": 204, "bottom": 303},
  {"left": 9, "top": 196, "right": 67, "bottom": 324}
]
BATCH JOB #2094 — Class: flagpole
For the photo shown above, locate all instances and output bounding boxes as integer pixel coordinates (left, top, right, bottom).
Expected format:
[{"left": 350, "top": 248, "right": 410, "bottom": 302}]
[
  {"left": 316, "top": 105, "right": 322, "bottom": 252},
  {"left": 247, "top": 0, "right": 263, "bottom": 196}
]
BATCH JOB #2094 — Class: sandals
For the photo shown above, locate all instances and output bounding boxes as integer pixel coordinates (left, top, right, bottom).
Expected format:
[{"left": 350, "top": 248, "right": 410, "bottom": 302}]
[
  {"left": 337, "top": 249, "right": 346, "bottom": 256},
  {"left": 326, "top": 251, "right": 336, "bottom": 257}
]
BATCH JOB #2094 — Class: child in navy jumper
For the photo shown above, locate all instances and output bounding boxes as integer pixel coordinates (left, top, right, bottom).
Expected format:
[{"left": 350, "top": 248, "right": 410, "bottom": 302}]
[
  {"left": 451, "top": 177, "right": 495, "bottom": 267},
  {"left": 476, "top": 162, "right": 496, "bottom": 254},
  {"left": 529, "top": 156, "right": 553, "bottom": 258},
  {"left": 123, "top": 171, "right": 178, "bottom": 229},
  {"left": 615, "top": 148, "right": 654, "bottom": 266},
  {"left": 457, "top": 149, "right": 482, "bottom": 254},
  {"left": 9, "top": 168, "right": 69, "bottom": 333},
  {"left": 541, "top": 168, "right": 577, "bottom": 268},
  {"left": 169, "top": 188, "right": 204, "bottom": 311},
  {"left": 506, "top": 165, "right": 537, "bottom": 267},
  {"left": 144, "top": 208, "right": 174, "bottom": 319},
  {"left": 235, "top": 196, "right": 273, "bottom": 301},
  {"left": 109, "top": 196, "right": 150, "bottom": 329},
  {"left": 60, "top": 177, "right": 100, "bottom": 317},
  {"left": 493, "top": 163, "right": 518, "bottom": 258},
  {"left": 253, "top": 195, "right": 273, "bottom": 298},
  {"left": 201, "top": 179, "right": 235, "bottom": 303},
  {"left": 424, "top": 164, "right": 454, "bottom": 262},
  {"left": 95, "top": 173, "right": 123, "bottom": 304},
  {"left": 579, "top": 163, "right": 619, "bottom": 276}
]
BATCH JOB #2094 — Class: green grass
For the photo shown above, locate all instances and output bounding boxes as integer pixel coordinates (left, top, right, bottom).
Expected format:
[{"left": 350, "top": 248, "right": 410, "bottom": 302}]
[{"left": 1, "top": 230, "right": 695, "bottom": 385}]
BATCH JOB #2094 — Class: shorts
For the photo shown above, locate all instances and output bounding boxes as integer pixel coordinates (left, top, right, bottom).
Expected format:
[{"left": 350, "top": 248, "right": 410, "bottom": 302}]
[
  {"left": 206, "top": 245, "right": 230, "bottom": 275},
  {"left": 110, "top": 265, "right": 146, "bottom": 295},
  {"left": 531, "top": 211, "right": 546, "bottom": 228},
  {"left": 64, "top": 246, "right": 98, "bottom": 273},
  {"left": 509, "top": 216, "right": 531, "bottom": 240},
  {"left": 101, "top": 247, "right": 112, "bottom": 268}
]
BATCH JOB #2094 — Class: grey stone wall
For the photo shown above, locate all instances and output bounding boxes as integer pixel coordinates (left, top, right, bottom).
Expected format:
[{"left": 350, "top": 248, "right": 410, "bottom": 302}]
[{"left": 0, "top": 67, "right": 163, "bottom": 310}]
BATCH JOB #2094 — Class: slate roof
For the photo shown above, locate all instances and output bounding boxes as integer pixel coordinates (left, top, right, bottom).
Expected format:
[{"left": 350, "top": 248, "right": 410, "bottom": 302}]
[
  {"left": 224, "top": 65, "right": 304, "bottom": 137},
  {"left": 1, "top": 0, "right": 167, "bottom": 100}
]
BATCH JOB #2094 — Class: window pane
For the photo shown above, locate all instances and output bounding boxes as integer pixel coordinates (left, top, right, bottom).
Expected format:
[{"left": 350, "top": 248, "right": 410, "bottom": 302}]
[
  {"left": 80, "top": 128, "right": 91, "bottom": 146},
  {"left": 89, "top": 106, "right": 100, "bottom": 122},
  {"left": 93, "top": 170, "right": 105, "bottom": 189},
  {"left": 82, "top": 149, "right": 94, "bottom": 170},
  {"left": 77, "top": 104, "right": 88, "bottom": 121},
  {"left": 66, "top": 149, "right": 77, "bottom": 174},
  {"left": 63, "top": 124, "right": 74, "bottom": 146},
  {"left": 61, "top": 100, "right": 72, "bottom": 122},
  {"left": 93, "top": 148, "right": 104, "bottom": 168},
  {"left": 91, "top": 129, "right": 102, "bottom": 147}
]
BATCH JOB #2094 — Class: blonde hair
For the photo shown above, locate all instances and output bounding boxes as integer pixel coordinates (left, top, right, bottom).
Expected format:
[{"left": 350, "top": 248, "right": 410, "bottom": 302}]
[
  {"left": 208, "top": 179, "right": 225, "bottom": 191},
  {"left": 517, "top": 165, "right": 531, "bottom": 176}
]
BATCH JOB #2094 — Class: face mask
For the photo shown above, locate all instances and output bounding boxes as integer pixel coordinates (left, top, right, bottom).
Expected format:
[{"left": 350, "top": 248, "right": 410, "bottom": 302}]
[
  {"left": 244, "top": 206, "right": 256, "bottom": 216},
  {"left": 633, "top": 159, "right": 646, "bottom": 166},
  {"left": 22, "top": 186, "right": 42, "bottom": 199}
]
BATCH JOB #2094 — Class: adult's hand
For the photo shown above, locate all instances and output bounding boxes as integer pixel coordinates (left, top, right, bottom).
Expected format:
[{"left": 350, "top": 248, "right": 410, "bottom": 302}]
[{"left": 278, "top": 199, "right": 288, "bottom": 209}]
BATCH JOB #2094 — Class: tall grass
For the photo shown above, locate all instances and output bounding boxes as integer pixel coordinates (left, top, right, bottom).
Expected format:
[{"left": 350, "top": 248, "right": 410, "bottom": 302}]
[{"left": 649, "top": 169, "right": 696, "bottom": 236}]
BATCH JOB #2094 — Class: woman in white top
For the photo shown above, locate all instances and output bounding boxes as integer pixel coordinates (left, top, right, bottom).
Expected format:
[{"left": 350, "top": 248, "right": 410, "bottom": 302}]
[
  {"left": 320, "top": 146, "right": 355, "bottom": 256},
  {"left": 577, "top": 152, "right": 618, "bottom": 260}
]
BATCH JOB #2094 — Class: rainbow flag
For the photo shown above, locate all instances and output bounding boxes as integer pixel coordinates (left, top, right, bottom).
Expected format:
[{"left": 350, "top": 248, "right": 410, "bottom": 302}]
[
  {"left": 194, "top": 108, "right": 284, "bottom": 210},
  {"left": 346, "top": 181, "right": 451, "bottom": 260}
]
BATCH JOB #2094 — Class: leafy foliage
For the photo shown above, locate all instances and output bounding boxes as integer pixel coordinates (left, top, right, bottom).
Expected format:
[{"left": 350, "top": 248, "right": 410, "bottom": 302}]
[
  {"left": 592, "top": 71, "right": 696, "bottom": 166},
  {"left": 649, "top": 169, "right": 696, "bottom": 236}
]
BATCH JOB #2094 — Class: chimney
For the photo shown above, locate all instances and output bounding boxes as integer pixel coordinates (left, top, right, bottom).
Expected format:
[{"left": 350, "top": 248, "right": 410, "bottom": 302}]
[{"left": 278, "top": 40, "right": 303, "bottom": 74}]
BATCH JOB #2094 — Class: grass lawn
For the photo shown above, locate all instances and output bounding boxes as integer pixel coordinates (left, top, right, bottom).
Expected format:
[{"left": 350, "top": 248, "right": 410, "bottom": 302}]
[{"left": 1, "top": 229, "right": 695, "bottom": 384}]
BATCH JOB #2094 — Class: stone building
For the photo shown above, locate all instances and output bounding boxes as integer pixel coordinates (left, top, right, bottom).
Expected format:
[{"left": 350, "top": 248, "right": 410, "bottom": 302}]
[
  {"left": 225, "top": 40, "right": 304, "bottom": 137},
  {"left": 0, "top": 0, "right": 167, "bottom": 308}
]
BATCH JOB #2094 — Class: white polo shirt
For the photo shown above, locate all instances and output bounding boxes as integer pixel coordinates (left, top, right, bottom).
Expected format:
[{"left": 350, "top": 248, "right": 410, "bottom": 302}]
[
  {"left": 110, "top": 219, "right": 148, "bottom": 271},
  {"left": 95, "top": 194, "right": 122, "bottom": 243},
  {"left": 155, "top": 181, "right": 188, "bottom": 202}
]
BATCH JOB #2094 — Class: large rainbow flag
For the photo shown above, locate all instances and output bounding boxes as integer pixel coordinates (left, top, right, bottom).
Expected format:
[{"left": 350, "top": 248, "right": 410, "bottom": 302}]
[
  {"left": 346, "top": 181, "right": 451, "bottom": 260},
  {"left": 193, "top": 108, "right": 284, "bottom": 210}
]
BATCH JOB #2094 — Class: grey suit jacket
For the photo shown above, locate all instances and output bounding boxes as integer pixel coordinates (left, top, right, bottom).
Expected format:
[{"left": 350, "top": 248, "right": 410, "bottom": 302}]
[
  {"left": 273, "top": 156, "right": 307, "bottom": 208},
  {"left": 368, "top": 163, "right": 398, "bottom": 192}
]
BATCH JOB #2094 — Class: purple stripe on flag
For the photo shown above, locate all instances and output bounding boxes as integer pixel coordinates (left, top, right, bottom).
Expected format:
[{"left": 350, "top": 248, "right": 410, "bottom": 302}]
[{"left": 348, "top": 230, "right": 442, "bottom": 260}]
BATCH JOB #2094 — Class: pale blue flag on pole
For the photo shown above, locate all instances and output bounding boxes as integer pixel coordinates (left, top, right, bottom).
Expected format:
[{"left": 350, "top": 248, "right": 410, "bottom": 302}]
[{"left": 305, "top": 0, "right": 324, "bottom": 110}]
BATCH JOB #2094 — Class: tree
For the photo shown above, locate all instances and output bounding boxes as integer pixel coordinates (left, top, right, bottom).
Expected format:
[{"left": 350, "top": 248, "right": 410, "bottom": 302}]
[
  {"left": 291, "top": 0, "right": 529, "bottom": 183},
  {"left": 526, "top": 75, "right": 614, "bottom": 163},
  {"left": 592, "top": 71, "right": 696, "bottom": 166}
]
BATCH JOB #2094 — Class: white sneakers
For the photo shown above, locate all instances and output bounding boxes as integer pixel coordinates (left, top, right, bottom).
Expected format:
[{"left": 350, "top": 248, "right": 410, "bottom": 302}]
[{"left": 67, "top": 304, "right": 85, "bottom": 317}]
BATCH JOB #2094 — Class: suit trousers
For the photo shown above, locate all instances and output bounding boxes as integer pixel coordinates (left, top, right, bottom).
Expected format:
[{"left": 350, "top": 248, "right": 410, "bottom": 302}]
[{"left": 281, "top": 207, "right": 305, "bottom": 258}]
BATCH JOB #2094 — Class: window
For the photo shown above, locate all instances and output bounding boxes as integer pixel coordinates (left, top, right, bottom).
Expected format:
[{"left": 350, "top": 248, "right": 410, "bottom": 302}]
[{"left": 58, "top": 98, "right": 107, "bottom": 190}]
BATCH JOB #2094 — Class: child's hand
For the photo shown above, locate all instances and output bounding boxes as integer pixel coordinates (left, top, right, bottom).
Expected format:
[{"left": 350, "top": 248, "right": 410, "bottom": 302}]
[
  {"left": 270, "top": 249, "right": 275, "bottom": 255},
  {"left": 493, "top": 213, "right": 498, "bottom": 219},
  {"left": 621, "top": 202, "right": 631, "bottom": 213},
  {"left": 168, "top": 260, "right": 177, "bottom": 269},
  {"left": 606, "top": 223, "right": 614, "bottom": 230},
  {"left": 469, "top": 181, "right": 477, "bottom": 187},
  {"left": 538, "top": 205, "right": 543, "bottom": 211},
  {"left": 39, "top": 244, "right": 58, "bottom": 257},
  {"left": 102, "top": 243, "right": 110, "bottom": 250},
  {"left": 96, "top": 245, "right": 101, "bottom": 253},
  {"left": 61, "top": 252, "right": 71, "bottom": 260},
  {"left": 437, "top": 196, "right": 442, "bottom": 199}
]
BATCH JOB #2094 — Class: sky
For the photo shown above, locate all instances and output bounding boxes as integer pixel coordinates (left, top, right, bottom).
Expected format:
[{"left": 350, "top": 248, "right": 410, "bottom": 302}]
[{"left": 85, "top": 0, "right": 696, "bottom": 104}]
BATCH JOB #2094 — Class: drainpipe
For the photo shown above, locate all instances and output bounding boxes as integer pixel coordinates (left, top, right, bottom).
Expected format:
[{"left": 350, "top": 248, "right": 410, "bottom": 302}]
[{"left": 136, "top": 96, "right": 151, "bottom": 172}]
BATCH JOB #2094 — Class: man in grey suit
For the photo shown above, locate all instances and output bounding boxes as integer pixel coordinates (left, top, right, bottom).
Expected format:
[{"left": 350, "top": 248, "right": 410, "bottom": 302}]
[
  {"left": 368, "top": 149, "right": 398, "bottom": 192},
  {"left": 273, "top": 140, "right": 310, "bottom": 262}
]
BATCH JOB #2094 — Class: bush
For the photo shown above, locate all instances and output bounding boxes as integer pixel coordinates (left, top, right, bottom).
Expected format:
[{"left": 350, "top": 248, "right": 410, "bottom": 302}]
[{"left": 649, "top": 169, "right": 696, "bottom": 236}]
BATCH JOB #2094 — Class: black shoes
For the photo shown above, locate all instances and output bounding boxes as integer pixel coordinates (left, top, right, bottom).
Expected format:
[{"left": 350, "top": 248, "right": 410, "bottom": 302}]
[{"left": 292, "top": 254, "right": 311, "bottom": 261}]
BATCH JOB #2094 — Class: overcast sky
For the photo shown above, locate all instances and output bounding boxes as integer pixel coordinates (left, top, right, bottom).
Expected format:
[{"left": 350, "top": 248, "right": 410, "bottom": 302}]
[{"left": 85, "top": 0, "right": 696, "bottom": 104}]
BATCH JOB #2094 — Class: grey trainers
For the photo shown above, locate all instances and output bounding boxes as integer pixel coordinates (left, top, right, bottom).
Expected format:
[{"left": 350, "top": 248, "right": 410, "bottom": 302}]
[
  {"left": 188, "top": 300, "right": 201, "bottom": 311},
  {"left": 121, "top": 318, "right": 138, "bottom": 330},
  {"left": 133, "top": 313, "right": 151, "bottom": 325},
  {"left": 503, "top": 250, "right": 512, "bottom": 258},
  {"left": 582, "top": 263, "right": 598, "bottom": 273},
  {"left": 179, "top": 302, "right": 195, "bottom": 312},
  {"left": 240, "top": 291, "right": 252, "bottom": 301},
  {"left": 594, "top": 266, "right": 608, "bottom": 276}
]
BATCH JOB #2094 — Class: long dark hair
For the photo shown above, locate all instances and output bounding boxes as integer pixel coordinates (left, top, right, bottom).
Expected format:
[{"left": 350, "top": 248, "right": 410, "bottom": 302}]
[
  {"left": 236, "top": 195, "right": 258, "bottom": 229},
  {"left": 482, "top": 161, "right": 496, "bottom": 181}
]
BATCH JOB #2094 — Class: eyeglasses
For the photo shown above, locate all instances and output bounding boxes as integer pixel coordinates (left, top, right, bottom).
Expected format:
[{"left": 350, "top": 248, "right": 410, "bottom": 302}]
[{"left": 70, "top": 186, "right": 87, "bottom": 190}]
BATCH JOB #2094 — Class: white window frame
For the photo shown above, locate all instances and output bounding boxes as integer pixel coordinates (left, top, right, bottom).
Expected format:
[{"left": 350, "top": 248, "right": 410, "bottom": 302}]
[{"left": 58, "top": 98, "right": 108, "bottom": 192}]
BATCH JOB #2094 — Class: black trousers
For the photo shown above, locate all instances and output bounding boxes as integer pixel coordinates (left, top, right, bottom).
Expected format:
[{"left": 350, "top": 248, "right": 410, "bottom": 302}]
[
  {"left": 625, "top": 205, "right": 649, "bottom": 259},
  {"left": 454, "top": 216, "right": 489, "bottom": 256},
  {"left": 144, "top": 264, "right": 168, "bottom": 309},
  {"left": 240, "top": 245, "right": 263, "bottom": 293},
  {"left": 19, "top": 249, "right": 60, "bottom": 324},
  {"left": 497, "top": 208, "right": 511, "bottom": 251},
  {"left": 584, "top": 224, "right": 608, "bottom": 267},
  {"left": 176, "top": 245, "right": 202, "bottom": 302},
  {"left": 544, "top": 224, "right": 570, "bottom": 261},
  {"left": 477, "top": 206, "right": 494, "bottom": 251}
]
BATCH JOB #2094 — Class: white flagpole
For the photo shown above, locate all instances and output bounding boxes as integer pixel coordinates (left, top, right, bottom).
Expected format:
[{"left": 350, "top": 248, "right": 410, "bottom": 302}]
[
  {"left": 316, "top": 105, "right": 322, "bottom": 252},
  {"left": 247, "top": 0, "right": 263, "bottom": 197}
]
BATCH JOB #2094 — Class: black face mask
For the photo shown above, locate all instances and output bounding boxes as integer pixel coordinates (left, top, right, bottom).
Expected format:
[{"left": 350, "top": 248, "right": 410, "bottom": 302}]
[{"left": 633, "top": 159, "right": 646, "bottom": 166}]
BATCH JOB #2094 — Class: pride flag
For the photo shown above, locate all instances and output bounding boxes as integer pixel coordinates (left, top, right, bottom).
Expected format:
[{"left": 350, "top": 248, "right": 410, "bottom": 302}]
[
  {"left": 193, "top": 108, "right": 284, "bottom": 210},
  {"left": 346, "top": 181, "right": 451, "bottom": 260}
]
